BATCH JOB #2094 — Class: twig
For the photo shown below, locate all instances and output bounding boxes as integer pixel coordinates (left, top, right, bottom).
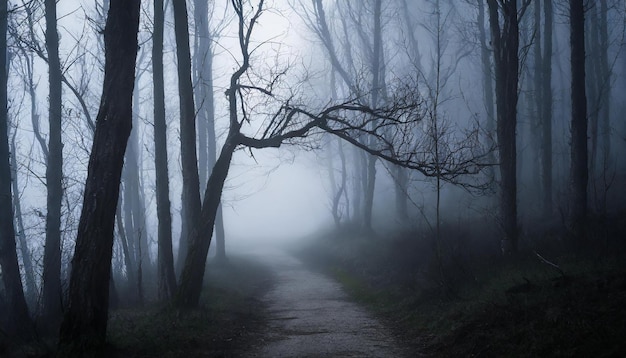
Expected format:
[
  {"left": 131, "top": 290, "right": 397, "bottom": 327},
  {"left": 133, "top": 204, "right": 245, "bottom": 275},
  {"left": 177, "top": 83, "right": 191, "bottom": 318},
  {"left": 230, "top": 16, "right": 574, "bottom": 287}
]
[{"left": 534, "top": 251, "right": 566, "bottom": 278}]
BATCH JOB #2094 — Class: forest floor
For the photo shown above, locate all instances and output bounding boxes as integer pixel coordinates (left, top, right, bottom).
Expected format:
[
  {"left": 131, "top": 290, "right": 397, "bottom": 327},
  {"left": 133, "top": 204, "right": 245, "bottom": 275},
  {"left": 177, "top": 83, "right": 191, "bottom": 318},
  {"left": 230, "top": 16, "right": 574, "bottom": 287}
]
[
  {"left": 2, "top": 255, "right": 274, "bottom": 358},
  {"left": 104, "top": 255, "right": 274, "bottom": 358},
  {"left": 5, "top": 222, "right": 625, "bottom": 357},
  {"left": 295, "top": 225, "right": 626, "bottom": 357}
]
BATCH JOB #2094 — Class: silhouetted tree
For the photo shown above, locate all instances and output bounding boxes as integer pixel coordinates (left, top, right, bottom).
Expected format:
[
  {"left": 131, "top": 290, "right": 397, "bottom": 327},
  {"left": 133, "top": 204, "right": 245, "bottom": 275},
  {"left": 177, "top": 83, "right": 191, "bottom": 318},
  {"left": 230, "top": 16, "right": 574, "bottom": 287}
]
[
  {"left": 568, "top": 0, "right": 588, "bottom": 240},
  {"left": 42, "top": 0, "right": 64, "bottom": 331},
  {"left": 173, "top": 0, "right": 202, "bottom": 272},
  {"left": 174, "top": 0, "right": 491, "bottom": 309},
  {"left": 192, "top": 0, "right": 227, "bottom": 262},
  {"left": 541, "top": 0, "right": 554, "bottom": 217},
  {"left": 487, "top": 0, "right": 530, "bottom": 254},
  {"left": 153, "top": 0, "right": 176, "bottom": 300},
  {"left": 0, "top": 0, "right": 35, "bottom": 340},
  {"left": 58, "top": 0, "right": 140, "bottom": 353}
]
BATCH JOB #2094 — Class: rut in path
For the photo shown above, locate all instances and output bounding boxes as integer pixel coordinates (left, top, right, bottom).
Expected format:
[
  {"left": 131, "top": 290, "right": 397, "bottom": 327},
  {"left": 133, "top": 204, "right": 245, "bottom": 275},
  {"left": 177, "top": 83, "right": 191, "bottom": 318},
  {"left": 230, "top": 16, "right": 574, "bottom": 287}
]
[{"left": 245, "top": 250, "right": 409, "bottom": 358}]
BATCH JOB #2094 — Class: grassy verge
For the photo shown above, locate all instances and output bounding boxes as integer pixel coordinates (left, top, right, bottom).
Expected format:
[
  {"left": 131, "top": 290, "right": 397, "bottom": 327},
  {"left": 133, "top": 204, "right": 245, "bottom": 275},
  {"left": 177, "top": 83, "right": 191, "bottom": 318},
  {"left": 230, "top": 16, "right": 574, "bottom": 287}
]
[
  {"left": 106, "top": 255, "right": 273, "bottom": 358},
  {"left": 297, "top": 229, "right": 626, "bottom": 357}
]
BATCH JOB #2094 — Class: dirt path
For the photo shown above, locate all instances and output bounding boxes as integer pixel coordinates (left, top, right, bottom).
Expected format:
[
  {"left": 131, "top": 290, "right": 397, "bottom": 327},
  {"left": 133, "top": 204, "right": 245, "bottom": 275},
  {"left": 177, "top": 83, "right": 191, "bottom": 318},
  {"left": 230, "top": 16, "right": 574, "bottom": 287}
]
[{"left": 245, "top": 249, "right": 408, "bottom": 358}]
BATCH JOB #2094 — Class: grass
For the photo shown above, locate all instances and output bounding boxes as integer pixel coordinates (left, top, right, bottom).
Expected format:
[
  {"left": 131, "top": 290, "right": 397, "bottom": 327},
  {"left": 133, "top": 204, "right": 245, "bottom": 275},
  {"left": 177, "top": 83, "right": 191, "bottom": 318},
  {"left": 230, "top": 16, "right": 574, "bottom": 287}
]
[
  {"left": 106, "top": 255, "right": 273, "bottom": 358},
  {"left": 297, "top": 225, "right": 626, "bottom": 357}
]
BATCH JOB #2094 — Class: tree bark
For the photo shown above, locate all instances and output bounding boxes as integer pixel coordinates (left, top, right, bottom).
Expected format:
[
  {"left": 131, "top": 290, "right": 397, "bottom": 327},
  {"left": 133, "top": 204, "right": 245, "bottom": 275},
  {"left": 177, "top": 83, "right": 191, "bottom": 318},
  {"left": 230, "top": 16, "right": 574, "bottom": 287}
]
[
  {"left": 487, "top": 0, "right": 522, "bottom": 254},
  {"left": 541, "top": 0, "right": 553, "bottom": 217},
  {"left": 0, "top": 0, "right": 35, "bottom": 340},
  {"left": 173, "top": 0, "right": 202, "bottom": 271},
  {"left": 193, "top": 0, "right": 227, "bottom": 262},
  {"left": 42, "top": 0, "right": 64, "bottom": 332},
  {"left": 478, "top": 0, "right": 496, "bottom": 184},
  {"left": 153, "top": 0, "right": 177, "bottom": 301},
  {"left": 568, "top": 0, "right": 588, "bottom": 240},
  {"left": 175, "top": 133, "right": 238, "bottom": 308},
  {"left": 58, "top": 0, "right": 140, "bottom": 353},
  {"left": 598, "top": 0, "right": 610, "bottom": 166},
  {"left": 363, "top": 0, "right": 383, "bottom": 231}
]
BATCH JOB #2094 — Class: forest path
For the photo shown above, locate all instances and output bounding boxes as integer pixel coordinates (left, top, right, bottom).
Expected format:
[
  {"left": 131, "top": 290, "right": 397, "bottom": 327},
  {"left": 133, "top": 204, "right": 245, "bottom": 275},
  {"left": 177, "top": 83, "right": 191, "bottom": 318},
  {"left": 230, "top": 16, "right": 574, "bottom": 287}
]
[{"left": 244, "top": 249, "right": 409, "bottom": 358}]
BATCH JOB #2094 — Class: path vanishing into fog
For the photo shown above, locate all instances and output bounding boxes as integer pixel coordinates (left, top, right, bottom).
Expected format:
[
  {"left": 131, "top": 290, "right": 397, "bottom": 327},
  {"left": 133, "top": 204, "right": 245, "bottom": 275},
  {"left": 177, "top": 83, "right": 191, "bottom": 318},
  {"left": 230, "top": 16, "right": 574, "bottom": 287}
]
[{"left": 245, "top": 249, "right": 409, "bottom": 358}]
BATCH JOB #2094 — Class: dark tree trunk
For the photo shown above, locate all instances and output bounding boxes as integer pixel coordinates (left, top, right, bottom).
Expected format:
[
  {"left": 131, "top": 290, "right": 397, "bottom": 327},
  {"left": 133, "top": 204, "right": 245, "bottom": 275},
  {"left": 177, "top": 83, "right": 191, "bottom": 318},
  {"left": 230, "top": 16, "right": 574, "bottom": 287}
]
[
  {"left": 598, "top": 0, "right": 610, "bottom": 165},
  {"left": 175, "top": 0, "right": 259, "bottom": 303},
  {"left": 568, "top": 0, "right": 588, "bottom": 240},
  {"left": 363, "top": 0, "right": 383, "bottom": 231},
  {"left": 175, "top": 134, "right": 238, "bottom": 308},
  {"left": 487, "top": 0, "right": 521, "bottom": 254},
  {"left": 173, "top": 0, "right": 202, "bottom": 269},
  {"left": 541, "top": 0, "right": 554, "bottom": 217},
  {"left": 58, "top": 0, "right": 140, "bottom": 353},
  {"left": 153, "top": 0, "right": 177, "bottom": 301},
  {"left": 0, "top": 0, "right": 35, "bottom": 340},
  {"left": 586, "top": 4, "right": 600, "bottom": 177},
  {"left": 478, "top": 0, "right": 496, "bottom": 184},
  {"left": 193, "top": 0, "right": 227, "bottom": 262},
  {"left": 42, "top": 0, "right": 64, "bottom": 332}
]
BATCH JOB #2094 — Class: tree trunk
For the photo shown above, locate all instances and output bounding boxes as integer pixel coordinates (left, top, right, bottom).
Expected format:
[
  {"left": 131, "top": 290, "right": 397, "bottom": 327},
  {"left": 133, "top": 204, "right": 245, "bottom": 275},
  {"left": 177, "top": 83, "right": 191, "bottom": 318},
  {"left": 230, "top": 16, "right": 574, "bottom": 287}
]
[
  {"left": 541, "top": 0, "right": 553, "bottom": 217},
  {"left": 363, "top": 0, "right": 383, "bottom": 231},
  {"left": 175, "top": 134, "right": 238, "bottom": 308},
  {"left": 586, "top": 4, "right": 600, "bottom": 178},
  {"left": 487, "top": 0, "right": 521, "bottom": 254},
  {"left": 115, "top": 201, "right": 137, "bottom": 300},
  {"left": 0, "top": 0, "right": 35, "bottom": 339},
  {"left": 10, "top": 132, "right": 37, "bottom": 305},
  {"left": 193, "top": 0, "right": 227, "bottom": 262},
  {"left": 568, "top": 0, "right": 588, "bottom": 241},
  {"left": 153, "top": 0, "right": 177, "bottom": 301},
  {"left": 58, "top": 0, "right": 140, "bottom": 353},
  {"left": 42, "top": 0, "right": 64, "bottom": 332},
  {"left": 173, "top": 0, "right": 202, "bottom": 269},
  {"left": 598, "top": 0, "right": 610, "bottom": 167},
  {"left": 478, "top": 0, "right": 496, "bottom": 184}
]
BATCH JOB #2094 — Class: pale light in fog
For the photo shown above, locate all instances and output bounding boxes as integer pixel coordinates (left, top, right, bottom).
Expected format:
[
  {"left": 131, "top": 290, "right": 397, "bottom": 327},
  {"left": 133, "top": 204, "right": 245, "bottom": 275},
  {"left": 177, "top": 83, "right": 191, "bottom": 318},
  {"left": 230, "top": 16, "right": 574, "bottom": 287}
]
[{"left": 224, "top": 148, "right": 332, "bottom": 247}]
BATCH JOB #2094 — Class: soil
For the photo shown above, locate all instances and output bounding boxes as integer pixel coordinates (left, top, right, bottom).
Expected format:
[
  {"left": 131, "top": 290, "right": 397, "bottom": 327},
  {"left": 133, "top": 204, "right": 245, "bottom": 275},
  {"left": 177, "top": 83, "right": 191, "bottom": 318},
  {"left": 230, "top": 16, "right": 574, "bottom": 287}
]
[{"left": 244, "top": 249, "right": 410, "bottom": 358}]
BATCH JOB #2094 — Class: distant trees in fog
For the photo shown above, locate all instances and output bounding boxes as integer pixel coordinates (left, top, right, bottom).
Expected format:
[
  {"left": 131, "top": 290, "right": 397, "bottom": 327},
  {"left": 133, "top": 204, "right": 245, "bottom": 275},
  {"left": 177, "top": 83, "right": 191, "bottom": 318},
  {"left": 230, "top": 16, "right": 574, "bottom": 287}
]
[{"left": 0, "top": 0, "right": 625, "bottom": 355}]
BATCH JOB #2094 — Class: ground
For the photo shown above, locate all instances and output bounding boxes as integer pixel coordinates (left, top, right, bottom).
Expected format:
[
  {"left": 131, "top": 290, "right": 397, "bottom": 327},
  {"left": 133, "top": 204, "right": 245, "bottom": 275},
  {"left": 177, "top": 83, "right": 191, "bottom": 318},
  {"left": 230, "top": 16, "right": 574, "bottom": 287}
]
[
  {"left": 4, "top": 224, "right": 626, "bottom": 357},
  {"left": 296, "top": 226, "right": 626, "bottom": 357},
  {"left": 243, "top": 249, "right": 408, "bottom": 357}
]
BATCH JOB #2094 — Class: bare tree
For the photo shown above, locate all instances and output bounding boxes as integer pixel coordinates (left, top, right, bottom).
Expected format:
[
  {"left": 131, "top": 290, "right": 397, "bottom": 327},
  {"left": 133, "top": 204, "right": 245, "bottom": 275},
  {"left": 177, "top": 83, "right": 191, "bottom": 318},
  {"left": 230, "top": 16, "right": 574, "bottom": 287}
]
[
  {"left": 174, "top": 0, "right": 491, "bottom": 308},
  {"left": 477, "top": 0, "right": 497, "bottom": 185},
  {"left": 58, "top": 0, "right": 141, "bottom": 353},
  {"left": 10, "top": 130, "right": 37, "bottom": 305},
  {"left": 487, "top": 0, "right": 531, "bottom": 254},
  {"left": 192, "top": 0, "right": 228, "bottom": 262},
  {"left": 41, "top": 0, "right": 64, "bottom": 331},
  {"left": 0, "top": 0, "right": 35, "bottom": 340},
  {"left": 173, "top": 0, "right": 202, "bottom": 272},
  {"left": 541, "top": 0, "right": 554, "bottom": 217},
  {"left": 568, "top": 0, "right": 588, "bottom": 241},
  {"left": 153, "top": 0, "right": 176, "bottom": 301}
]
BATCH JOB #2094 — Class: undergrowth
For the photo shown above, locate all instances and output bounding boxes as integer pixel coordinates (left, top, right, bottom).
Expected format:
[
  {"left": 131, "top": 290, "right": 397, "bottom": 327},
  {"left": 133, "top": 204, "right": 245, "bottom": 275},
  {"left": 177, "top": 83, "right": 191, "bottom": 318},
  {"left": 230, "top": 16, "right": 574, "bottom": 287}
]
[
  {"left": 297, "top": 221, "right": 626, "bottom": 357},
  {"left": 106, "top": 255, "right": 272, "bottom": 358}
]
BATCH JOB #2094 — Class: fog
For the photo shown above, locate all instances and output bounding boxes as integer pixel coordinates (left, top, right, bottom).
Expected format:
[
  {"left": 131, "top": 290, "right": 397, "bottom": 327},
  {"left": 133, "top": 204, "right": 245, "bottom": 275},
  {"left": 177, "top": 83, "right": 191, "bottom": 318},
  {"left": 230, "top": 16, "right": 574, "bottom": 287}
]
[
  {"left": 5, "top": 0, "right": 625, "bottom": 277},
  {"left": 2, "top": 0, "right": 626, "bottom": 355},
  {"left": 223, "top": 148, "right": 333, "bottom": 246}
]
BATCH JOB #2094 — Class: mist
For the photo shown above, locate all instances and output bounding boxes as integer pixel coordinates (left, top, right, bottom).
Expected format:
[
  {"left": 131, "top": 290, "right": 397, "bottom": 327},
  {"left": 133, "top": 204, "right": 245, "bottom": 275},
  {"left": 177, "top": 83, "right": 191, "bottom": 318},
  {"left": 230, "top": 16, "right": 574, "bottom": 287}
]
[{"left": 1, "top": 0, "right": 626, "bottom": 356}]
